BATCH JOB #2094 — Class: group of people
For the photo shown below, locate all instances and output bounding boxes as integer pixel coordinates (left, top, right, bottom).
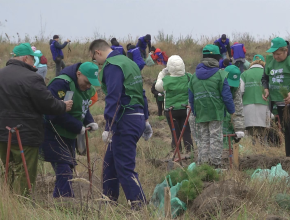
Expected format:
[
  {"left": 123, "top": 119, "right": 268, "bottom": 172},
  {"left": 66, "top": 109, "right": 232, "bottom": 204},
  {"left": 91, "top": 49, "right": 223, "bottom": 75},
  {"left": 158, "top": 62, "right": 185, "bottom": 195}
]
[
  {"left": 1, "top": 33, "right": 290, "bottom": 209},
  {"left": 0, "top": 38, "right": 153, "bottom": 208}
]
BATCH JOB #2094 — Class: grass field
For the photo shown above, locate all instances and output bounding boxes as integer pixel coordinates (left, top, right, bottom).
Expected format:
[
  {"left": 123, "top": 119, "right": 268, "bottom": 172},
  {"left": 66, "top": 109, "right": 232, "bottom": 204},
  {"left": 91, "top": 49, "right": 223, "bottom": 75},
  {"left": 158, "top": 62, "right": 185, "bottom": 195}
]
[{"left": 1, "top": 33, "right": 290, "bottom": 219}]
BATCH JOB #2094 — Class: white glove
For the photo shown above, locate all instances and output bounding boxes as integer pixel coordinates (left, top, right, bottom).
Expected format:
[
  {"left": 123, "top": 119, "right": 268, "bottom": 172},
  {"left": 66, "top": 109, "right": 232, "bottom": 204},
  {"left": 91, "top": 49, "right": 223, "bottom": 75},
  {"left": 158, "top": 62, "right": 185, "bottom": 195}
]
[
  {"left": 142, "top": 122, "right": 153, "bottom": 141},
  {"left": 102, "top": 131, "right": 112, "bottom": 143},
  {"left": 271, "top": 113, "right": 275, "bottom": 120},
  {"left": 86, "top": 122, "right": 98, "bottom": 131},
  {"left": 158, "top": 93, "right": 163, "bottom": 96},
  {"left": 80, "top": 126, "right": 86, "bottom": 135},
  {"left": 149, "top": 52, "right": 153, "bottom": 55},
  {"left": 235, "top": 131, "right": 245, "bottom": 138}
]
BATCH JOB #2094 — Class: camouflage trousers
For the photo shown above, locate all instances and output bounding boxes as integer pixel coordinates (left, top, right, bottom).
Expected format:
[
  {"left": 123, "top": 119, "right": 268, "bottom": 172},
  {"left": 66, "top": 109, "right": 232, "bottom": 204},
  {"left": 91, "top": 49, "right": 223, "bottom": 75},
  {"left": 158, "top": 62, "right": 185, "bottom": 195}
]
[
  {"left": 188, "top": 111, "right": 196, "bottom": 141},
  {"left": 195, "top": 121, "right": 223, "bottom": 165}
]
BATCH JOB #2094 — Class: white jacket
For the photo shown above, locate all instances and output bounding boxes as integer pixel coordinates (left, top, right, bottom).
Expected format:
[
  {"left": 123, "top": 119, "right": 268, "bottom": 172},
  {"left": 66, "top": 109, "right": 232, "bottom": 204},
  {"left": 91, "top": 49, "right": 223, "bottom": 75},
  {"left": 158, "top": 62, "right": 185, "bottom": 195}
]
[{"left": 155, "top": 55, "right": 185, "bottom": 92}]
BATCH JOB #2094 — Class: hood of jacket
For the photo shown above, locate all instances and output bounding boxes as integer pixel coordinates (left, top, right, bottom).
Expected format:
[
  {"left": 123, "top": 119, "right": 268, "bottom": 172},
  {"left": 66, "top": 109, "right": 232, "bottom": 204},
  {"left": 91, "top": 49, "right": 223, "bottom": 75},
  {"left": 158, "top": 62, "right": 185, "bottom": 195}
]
[
  {"left": 6, "top": 59, "right": 38, "bottom": 72},
  {"left": 196, "top": 58, "right": 219, "bottom": 80},
  {"left": 34, "top": 50, "right": 42, "bottom": 54},
  {"left": 49, "top": 39, "right": 54, "bottom": 45},
  {"left": 167, "top": 55, "right": 185, "bottom": 77},
  {"left": 59, "top": 63, "right": 82, "bottom": 90}
]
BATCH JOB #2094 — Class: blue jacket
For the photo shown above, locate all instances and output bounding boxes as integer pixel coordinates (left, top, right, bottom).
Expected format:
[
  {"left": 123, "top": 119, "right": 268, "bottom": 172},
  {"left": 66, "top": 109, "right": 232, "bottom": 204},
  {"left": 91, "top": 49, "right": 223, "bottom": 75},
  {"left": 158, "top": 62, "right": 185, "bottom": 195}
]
[
  {"left": 111, "top": 45, "right": 125, "bottom": 55},
  {"left": 188, "top": 63, "right": 235, "bottom": 116},
  {"left": 102, "top": 50, "right": 149, "bottom": 131},
  {"left": 40, "top": 63, "right": 94, "bottom": 165},
  {"left": 219, "top": 59, "right": 232, "bottom": 69},
  {"left": 215, "top": 38, "right": 229, "bottom": 54},
  {"left": 127, "top": 47, "right": 146, "bottom": 70},
  {"left": 136, "top": 36, "right": 150, "bottom": 51},
  {"left": 34, "top": 50, "right": 47, "bottom": 68},
  {"left": 49, "top": 39, "right": 68, "bottom": 61},
  {"left": 231, "top": 43, "right": 245, "bottom": 59}
]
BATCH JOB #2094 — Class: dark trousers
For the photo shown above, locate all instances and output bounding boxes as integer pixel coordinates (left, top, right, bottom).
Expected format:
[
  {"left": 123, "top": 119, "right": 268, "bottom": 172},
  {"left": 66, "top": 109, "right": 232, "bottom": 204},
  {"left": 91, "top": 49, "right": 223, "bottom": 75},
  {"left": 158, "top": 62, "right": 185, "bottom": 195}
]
[
  {"left": 51, "top": 163, "right": 74, "bottom": 198},
  {"left": 277, "top": 106, "right": 290, "bottom": 156},
  {"left": 103, "top": 114, "right": 146, "bottom": 205},
  {"left": 140, "top": 49, "right": 146, "bottom": 59},
  {"left": 165, "top": 109, "right": 193, "bottom": 152},
  {"left": 54, "top": 59, "right": 65, "bottom": 76},
  {"left": 156, "top": 98, "right": 164, "bottom": 116},
  {"left": 234, "top": 60, "right": 244, "bottom": 73}
]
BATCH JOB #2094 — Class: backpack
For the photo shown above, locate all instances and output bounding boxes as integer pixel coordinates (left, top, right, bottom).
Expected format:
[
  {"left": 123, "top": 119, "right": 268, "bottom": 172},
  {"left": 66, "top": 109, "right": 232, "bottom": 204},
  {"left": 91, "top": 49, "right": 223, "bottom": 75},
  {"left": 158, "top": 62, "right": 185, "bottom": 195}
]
[
  {"left": 161, "top": 51, "right": 168, "bottom": 62},
  {"left": 39, "top": 55, "right": 47, "bottom": 64}
]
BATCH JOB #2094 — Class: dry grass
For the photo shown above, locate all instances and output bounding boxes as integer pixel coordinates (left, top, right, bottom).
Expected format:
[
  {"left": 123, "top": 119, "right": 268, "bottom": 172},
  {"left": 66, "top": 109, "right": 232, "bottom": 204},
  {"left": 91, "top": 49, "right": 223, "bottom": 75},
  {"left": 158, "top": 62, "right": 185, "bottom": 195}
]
[{"left": 0, "top": 33, "right": 290, "bottom": 219}]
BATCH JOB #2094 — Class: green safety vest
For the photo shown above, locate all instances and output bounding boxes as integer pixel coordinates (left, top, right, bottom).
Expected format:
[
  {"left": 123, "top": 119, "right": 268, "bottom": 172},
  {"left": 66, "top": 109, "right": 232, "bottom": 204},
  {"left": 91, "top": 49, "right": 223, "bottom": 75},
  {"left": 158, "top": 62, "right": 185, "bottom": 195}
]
[
  {"left": 265, "top": 55, "right": 290, "bottom": 101},
  {"left": 189, "top": 70, "right": 227, "bottom": 123},
  {"left": 99, "top": 55, "right": 144, "bottom": 108},
  {"left": 48, "top": 75, "right": 94, "bottom": 139},
  {"left": 162, "top": 74, "right": 191, "bottom": 110},
  {"left": 241, "top": 67, "right": 268, "bottom": 106}
]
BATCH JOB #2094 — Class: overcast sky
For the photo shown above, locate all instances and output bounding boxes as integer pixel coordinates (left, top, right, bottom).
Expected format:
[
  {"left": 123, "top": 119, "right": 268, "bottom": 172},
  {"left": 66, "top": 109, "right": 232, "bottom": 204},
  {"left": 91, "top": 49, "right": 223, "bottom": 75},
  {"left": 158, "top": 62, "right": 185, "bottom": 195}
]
[{"left": 1, "top": 0, "right": 290, "bottom": 42}]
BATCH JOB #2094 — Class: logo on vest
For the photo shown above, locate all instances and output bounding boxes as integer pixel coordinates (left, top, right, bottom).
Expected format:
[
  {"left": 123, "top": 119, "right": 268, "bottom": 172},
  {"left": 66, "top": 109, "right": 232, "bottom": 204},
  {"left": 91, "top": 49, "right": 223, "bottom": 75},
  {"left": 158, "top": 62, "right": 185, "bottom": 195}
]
[{"left": 82, "top": 99, "right": 90, "bottom": 119}]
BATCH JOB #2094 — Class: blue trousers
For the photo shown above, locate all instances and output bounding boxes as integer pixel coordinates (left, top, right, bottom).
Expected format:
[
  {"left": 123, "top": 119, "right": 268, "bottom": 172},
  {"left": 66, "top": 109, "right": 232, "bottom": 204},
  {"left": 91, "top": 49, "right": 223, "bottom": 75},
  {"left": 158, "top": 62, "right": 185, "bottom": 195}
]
[
  {"left": 51, "top": 163, "right": 74, "bottom": 198},
  {"left": 103, "top": 114, "right": 146, "bottom": 204}
]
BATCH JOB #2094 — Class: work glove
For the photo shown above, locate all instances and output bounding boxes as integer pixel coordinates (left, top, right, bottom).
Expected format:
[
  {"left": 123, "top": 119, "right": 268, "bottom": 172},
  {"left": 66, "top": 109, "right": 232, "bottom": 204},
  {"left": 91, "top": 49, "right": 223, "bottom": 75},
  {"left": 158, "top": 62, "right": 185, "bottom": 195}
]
[
  {"left": 102, "top": 131, "right": 112, "bottom": 143},
  {"left": 235, "top": 131, "right": 245, "bottom": 139},
  {"left": 80, "top": 126, "right": 86, "bottom": 135},
  {"left": 158, "top": 93, "right": 163, "bottom": 96},
  {"left": 271, "top": 113, "right": 275, "bottom": 120},
  {"left": 142, "top": 122, "right": 153, "bottom": 141},
  {"left": 86, "top": 122, "right": 98, "bottom": 131}
]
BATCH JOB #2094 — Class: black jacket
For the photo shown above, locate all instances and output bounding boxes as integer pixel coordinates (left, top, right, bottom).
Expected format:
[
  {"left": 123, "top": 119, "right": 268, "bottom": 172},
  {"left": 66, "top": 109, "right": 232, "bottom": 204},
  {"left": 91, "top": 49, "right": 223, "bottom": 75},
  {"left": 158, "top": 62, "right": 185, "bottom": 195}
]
[{"left": 0, "top": 59, "right": 66, "bottom": 147}]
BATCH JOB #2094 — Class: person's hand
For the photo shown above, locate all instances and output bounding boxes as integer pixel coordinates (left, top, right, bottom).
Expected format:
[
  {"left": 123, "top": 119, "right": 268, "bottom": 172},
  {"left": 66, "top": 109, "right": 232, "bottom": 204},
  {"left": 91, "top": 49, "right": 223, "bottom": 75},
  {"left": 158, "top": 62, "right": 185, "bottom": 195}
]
[
  {"left": 262, "top": 89, "right": 269, "bottom": 101},
  {"left": 142, "top": 122, "right": 153, "bottom": 141},
  {"left": 235, "top": 131, "right": 245, "bottom": 138},
  {"left": 86, "top": 123, "right": 98, "bottom": 131},
  {"left": 102, "top": 131, "right": 112, "bottom": 143},
  {"left": 158, "top": 93, "right": 163, "bottom": 97},
  {"left": 284, "top": 92, "right": 290, "bottom": 105},
  {"left": 80, "top": 126, "right": 86, "bottom": 135},
  {"left": 64, "top": 100, "right": 73, "bottom": 112},
  {"left": 67, "top": 39, "right": 71, "bottom": 43}
]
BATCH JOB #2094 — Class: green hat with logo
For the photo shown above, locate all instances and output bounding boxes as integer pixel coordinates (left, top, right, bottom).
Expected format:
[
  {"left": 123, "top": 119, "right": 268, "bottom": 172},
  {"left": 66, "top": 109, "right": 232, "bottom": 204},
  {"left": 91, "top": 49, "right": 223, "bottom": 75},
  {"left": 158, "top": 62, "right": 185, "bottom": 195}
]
[
  {"left": 225, "top": 65, "right": 241, "bottom": 88},
  {"left": 202, "top": 44, "right": 221, "bottom": 55},
  {"left": 79, "top": 62, "right": 101, "bottom": 86},
  {"left": 266, "top": 37, "right": 287, "bottom": 53},
  {"left": 253, "top": 54, "right": 265, "bottom": 62},
  {"left": 12, "top": 43, "right": 42, "bottom": 57}
]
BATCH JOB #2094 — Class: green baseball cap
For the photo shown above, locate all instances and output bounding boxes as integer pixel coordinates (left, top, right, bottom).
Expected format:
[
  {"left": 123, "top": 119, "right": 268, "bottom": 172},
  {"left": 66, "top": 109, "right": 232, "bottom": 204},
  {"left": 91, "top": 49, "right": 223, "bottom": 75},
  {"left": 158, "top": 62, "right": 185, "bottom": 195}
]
[
  {"left": 253, "top": 54, "right": 265, "bottom": 62},
  {"left": 225, "top": 65, "right": 241, "bottom": 88},
  {"left": 12, "top": 43, "right": 42, "bottom": 57},
  {"left": 79, "top": 62, "right": 101, "bottom": 86},
  {"left": 266, "top": 37, "right": 287, "bottom": 53},
  {"left": 202, "top": 44, "right": 221, "bottom": 55}
]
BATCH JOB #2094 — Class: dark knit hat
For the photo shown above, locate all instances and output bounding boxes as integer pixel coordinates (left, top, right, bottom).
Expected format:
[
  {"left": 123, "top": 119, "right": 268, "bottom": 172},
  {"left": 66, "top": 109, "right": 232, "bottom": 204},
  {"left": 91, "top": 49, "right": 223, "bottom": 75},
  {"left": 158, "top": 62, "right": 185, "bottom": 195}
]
[
  {"left": 150, "top": 46, "right": 156, "bottom": 52},
  {"left": 221, "top": 34, "right": 226, "bottom": 40},
  {"left": 111, "top": 37, "right": 117, "bottom": 44},
  {"left": 144, "top": 34, "right": 151, "bottom": 41},
  {"left": 53, "top": 35, "right": 59, "bottom": 39}
]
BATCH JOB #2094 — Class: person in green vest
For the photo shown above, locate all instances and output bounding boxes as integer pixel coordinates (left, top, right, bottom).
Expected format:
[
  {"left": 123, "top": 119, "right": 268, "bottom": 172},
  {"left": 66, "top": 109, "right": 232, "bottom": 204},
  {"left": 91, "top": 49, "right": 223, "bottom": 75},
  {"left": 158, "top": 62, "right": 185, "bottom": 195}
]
[
  {"left": 151, "top": 80, "right": 164, "bottom": 116},
  {"left": 240, "top": 55, "right": 270, "bottom": 144},
  {"left": 188, "top": 44, "right": 235, "bottom": 168},
  {"left": 155, "top": 55, "right": 193, "bottom": 153},
  {"left": 39, "top": 62, "right": 100, "bottom": 198},
  {"left": 261, "top": 37, "right": 290, "bottom": 156},
  {"left": 89, "top": 39, "right": 152, "bottom": 208},
  {"left": 223, "top": 65, "right": 245, "bottom": 148}
]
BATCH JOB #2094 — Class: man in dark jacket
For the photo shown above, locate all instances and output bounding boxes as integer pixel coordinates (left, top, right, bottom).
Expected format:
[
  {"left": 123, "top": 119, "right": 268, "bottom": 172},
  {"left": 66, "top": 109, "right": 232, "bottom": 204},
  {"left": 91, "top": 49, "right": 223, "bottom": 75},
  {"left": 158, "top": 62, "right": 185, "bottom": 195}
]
[
  {"left": 39, "top": 62, "right": 99, "bottom": 198},
  {"left": 136, "top": 34, "right": 151, "bottom": 58},
  {"left": 214, "top": 34, "right": 232, "bottom": 60},
  {"left": 50, "top": 35, "right": 71, "bottom": 76},
  {"left": 0, "top": 43, "right": 73, "bottom": 195},
  {"left": 151, "top": 80, "right": 164, "bottom": 116}
]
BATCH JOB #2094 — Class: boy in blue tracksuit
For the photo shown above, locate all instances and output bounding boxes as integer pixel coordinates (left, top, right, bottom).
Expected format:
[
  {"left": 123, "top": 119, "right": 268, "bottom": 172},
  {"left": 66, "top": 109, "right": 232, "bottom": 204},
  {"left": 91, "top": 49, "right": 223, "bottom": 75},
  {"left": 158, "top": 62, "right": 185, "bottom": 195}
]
[
  {"left": 110, "top": 38, "right": 126, "bottom": 55},
  {"left": 214, "top": 34, "right": 232, "bottom": 60},
  {"left": 39, "top": 62, "right": 100, "bottom": 198},
  {"left": 127, "top": 43, "right": 146, "bottom": 70},
  {"left": 90, "top": 39, "right": 153, "bottom": 207},
  {"left": 136, "top": 34, "right": 151, "bottom": 58}
]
